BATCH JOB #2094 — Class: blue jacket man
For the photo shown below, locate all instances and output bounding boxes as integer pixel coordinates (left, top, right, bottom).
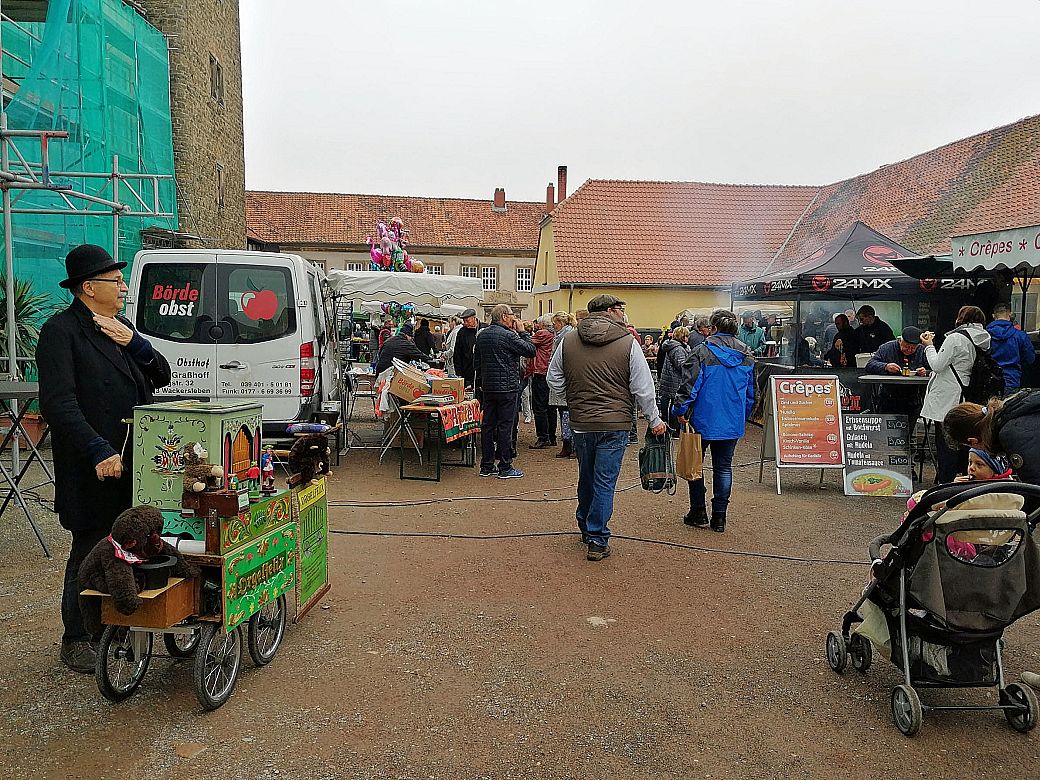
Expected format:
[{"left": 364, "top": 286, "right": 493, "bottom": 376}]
[
  {"left": 672, "top": 311, "right": 755, "bottom": 532},
  {"left": 864, "top": 327, "right": 930, "bottom": 416},
  {"left": 986, "top": 305, "right": 1035, "bottom": 390}
]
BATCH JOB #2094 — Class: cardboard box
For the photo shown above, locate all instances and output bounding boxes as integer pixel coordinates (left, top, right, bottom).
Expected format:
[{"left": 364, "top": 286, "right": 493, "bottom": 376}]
[
  {"left": 430, "top": 377, "right": 465, "bottom": 403},
  {"left": 388, "top": 364, "right": 431, "bottom": 402}
]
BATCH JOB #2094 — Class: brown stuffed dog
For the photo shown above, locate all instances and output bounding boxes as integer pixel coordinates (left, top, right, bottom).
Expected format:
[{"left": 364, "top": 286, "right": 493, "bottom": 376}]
[
  {"left": 78, "top": 505, "right": 200, "bottom": 639},
  {"left": 287, "top": 433, "right": 332, "bottom": 487},
  {"left": 182, "top": 441, "right": 224, "bottom": 492}
]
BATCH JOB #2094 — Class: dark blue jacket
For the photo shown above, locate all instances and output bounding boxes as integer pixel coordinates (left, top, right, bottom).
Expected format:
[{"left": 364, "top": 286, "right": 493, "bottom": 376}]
[
  {"left": 671, "top": 334, "right": 755, "bottom": 441},
  {"left": 986, "top": 319, "right": 1035, "bottom": 390},
  {"left": 865, "top": 339, "right": 930, "bottom": 376},
  {"left": 472, "top": 323, "right": 535, "bottom": 395}
]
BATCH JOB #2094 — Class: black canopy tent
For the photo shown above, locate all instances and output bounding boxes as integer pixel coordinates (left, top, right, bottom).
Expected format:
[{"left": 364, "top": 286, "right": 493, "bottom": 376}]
[{"left": 733, "top": 222, "right": 989, "bottom": 364}]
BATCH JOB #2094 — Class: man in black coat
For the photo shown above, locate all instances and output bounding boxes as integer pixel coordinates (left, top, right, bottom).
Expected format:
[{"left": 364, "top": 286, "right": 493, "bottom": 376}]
[
  {"left": 37, "top": 245, "right": 171, "bottom": 673},
  {"left": 452, "top": 308, "right": 480, "bottom": 389},
  {"left": 473, "top": 304, "right": 535, "bottom": 479}
]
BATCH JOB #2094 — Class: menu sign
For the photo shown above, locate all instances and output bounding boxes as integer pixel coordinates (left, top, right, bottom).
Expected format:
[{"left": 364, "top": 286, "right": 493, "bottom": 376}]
[
  {"left": 843, "top": 414, "right": 913, "bottom": 499},
  {"left": 771, "top": 375, "right": 845, "bottom": 467}
]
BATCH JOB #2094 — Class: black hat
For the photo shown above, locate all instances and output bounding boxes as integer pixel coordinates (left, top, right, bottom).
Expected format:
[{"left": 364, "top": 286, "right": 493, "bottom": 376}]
[
  {"left": 901, "top": 326, "right": 922, "bottom": 345},
  {"left": 587, "top": 294, "right": 625, "bottom": 313},
  {"left": 460, "top": 308, "right": 477, "bottom": 319},
  {"left": 59, "top": 244, "right": 126, "bottom": 289},
  {"left": 400, "top": 323, "right": 414, "bottom": 337}
]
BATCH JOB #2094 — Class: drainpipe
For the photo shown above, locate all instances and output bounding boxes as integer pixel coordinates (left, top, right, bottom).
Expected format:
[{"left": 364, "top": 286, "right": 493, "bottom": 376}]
[{"left": 568, "top": 283, "right": 574, "bottom": 311}]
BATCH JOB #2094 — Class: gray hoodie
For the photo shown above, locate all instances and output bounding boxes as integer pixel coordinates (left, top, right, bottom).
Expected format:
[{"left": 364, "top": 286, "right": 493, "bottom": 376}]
[{"left": 921, "top": 323, "right": 991, "bottom": 422}]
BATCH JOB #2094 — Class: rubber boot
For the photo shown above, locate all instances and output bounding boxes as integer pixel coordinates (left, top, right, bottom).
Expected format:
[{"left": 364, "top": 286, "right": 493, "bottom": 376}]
[
  {"left": 556, "top": 440, "right": 573, "bottom": 458},
  {"left": 710, "top": 512, "right": 727, "bottom": 533},
  {"left": 683, "top": 506, "right": 709, "bottom": 527}
]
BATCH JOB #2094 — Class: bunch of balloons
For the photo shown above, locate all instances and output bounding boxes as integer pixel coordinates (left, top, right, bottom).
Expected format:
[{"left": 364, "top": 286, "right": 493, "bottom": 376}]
[
  {"left": 367, "top": 217, "right": 426, "bottom": 273},
  {"left": 379, "top": 302, "right": 416, "bottom": 318}
]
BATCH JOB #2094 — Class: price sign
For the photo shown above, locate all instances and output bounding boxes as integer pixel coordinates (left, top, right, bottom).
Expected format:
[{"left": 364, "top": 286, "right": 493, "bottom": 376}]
[
  {"left": 843, "top": 414, "right": 913, "bottom": 499},
  {"left": 771, "top": 375, "right": 845, "bottom": 468}
]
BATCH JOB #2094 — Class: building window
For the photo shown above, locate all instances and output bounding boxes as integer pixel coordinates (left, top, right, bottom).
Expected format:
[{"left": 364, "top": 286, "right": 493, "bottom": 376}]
[
  {"left": 346, "top": 262, "right": 365, "bottom": 272},
  {"left": 310, "top": 260, "right": 326, "bottom": 271},
  {"left": 481, "top": 266, "right": 497, "bottom": 292},
  {"left": 516, "top": 267, "right": 533, "bottom": 293},
  {"left": 425, "top": 264, "right": 444, "bottom": 275},
  {"left": 460, "top": 265, "right": 479, "bottom": 279},
  {"left": 215, "top": 162, "right": 225, "bottom": 211},
  {"left": 209, "top": 54, "right": 224, "bottom": 105}
]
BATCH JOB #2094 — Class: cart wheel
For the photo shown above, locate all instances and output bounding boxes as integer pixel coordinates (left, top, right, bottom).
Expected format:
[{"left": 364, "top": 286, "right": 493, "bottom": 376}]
[
  {"left": 849, "top": 634, "right": 873, "bottom": 673},
  {"left": 247, "top": 594, "right": 287, "bottom": 666},
  {"left": 163, "top": 627, "right": 201, "bottom": 658},
  {"left": 891, "top": 684, "right": 923, "bottom": 736},
  {"left": 96, "top": 625, "right": 152, "bottom": 703},
  {"left": 192, "top": 622, "right": 242, "bottom": 711},
  {"left": 1003, "top": 682, "right": 1038, "bottom": 733},
  {"left": 826, "top": 631, "right": 848, "bottom": 673}
]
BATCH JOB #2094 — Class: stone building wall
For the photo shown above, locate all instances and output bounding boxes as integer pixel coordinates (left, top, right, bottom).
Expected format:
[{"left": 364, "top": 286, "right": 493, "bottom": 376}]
[{"left": 135, "top": 0, "right": 246, "bottom": 248}]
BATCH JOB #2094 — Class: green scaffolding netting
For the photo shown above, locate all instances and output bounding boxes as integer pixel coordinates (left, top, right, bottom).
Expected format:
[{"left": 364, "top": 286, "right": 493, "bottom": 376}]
[{"left": 1, "top": 0, "right": 177, "bottom": 338}]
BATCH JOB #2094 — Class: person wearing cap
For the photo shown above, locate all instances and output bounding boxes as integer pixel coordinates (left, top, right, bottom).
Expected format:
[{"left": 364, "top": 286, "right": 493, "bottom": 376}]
[
  {"left": 444, "top": 308, "right": 479, "bottom": 388},
  {"left": 547, "top": 294, "right": 666, "bottom": 561},
  {"left": 736, "top": 312, "right": 767, "bottom": 356},
  {"left": 864, "top": 326, "right": 931, "bottom": 416},
  {"left": 374, "top": 321, "right": 428, "bottom": 375},
  {"left": 36, "top": 244, "right": 172, "bottom": 673}
]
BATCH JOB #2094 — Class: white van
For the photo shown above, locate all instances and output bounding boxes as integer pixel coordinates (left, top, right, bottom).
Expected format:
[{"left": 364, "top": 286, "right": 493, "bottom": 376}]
[{"left": 125, "top": 250, "right": 340, "bottom": 434}]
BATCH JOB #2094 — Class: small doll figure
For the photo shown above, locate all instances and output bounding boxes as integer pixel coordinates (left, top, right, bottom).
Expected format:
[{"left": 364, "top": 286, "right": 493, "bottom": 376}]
[{"left": 261, "top": 446, "right": 276, "bottom": 493}]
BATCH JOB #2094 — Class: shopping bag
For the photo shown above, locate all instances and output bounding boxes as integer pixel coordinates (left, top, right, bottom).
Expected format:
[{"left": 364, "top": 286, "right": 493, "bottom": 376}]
[
  {"left": 674, "top": 423, "right": 703, "bottom": 481},
  {"left": 639, "top": 431, "right": 676, "bottom": 495}
]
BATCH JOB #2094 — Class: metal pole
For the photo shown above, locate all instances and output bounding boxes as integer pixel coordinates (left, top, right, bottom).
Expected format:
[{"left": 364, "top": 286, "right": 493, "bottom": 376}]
[
  {"left": 111, "top": 155, "right": 119, "bottom": 264},
  {"left": 2, "top": 114, "right": 16, "bottom": 380}
]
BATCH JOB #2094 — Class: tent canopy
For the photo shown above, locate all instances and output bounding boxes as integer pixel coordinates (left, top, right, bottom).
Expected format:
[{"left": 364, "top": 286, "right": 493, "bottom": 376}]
[
  {"left": 733, "top": 222, "right": 963, "bottom": 300},
  {"left": 325, "top": 270, "right": 483, "bottom": 305},
  {"left": 951, "top": 225, "right": 1040, "bottom": 274}
]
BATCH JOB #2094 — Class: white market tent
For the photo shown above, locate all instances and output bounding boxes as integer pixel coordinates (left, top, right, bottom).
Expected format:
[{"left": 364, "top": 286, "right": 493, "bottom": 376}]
[{"left": 325, "top": 269, "right": 483, "bottom": 306}]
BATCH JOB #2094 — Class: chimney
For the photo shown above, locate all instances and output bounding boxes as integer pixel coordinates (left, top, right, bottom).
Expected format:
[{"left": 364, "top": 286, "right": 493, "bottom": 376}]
[
  {"left": 557, "top": 165, "right": 568, "bottom": 202},
  {"left": 545, "top": 182, "right": 555, "bottom": 212},
  {"left": 492, "top": 187, "right": 506, "bottom": 212}
]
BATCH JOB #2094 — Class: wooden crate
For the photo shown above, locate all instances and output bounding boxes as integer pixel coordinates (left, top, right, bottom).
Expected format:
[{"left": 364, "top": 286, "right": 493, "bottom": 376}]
[{"left": 82, "top": 576, "right": 199, "bottom": 629}]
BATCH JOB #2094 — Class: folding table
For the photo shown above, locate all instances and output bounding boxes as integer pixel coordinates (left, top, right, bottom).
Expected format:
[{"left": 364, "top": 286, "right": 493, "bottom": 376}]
[{"left": 0, "top": 381, "right": 54, "bottom": 557}]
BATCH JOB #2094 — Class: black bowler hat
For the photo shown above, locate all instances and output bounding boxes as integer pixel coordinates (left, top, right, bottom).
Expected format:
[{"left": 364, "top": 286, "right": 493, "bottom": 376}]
[{"left": 59, "top": 244, "right": 127, "bottom": 289}]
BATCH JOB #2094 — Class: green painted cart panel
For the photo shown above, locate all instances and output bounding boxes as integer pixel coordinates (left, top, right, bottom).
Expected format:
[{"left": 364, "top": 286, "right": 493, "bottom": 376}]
[
  {"left": 222, "top": 523, "right": 296, "bottom": 632},
  {"left": 218, "top": 490, "right": 293, "bottom": 555}
]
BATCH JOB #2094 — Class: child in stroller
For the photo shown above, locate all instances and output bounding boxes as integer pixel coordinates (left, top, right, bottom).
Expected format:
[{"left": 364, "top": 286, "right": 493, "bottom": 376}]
[{"left": 828, "top": 480, "right": 1040, "bottom": 736}]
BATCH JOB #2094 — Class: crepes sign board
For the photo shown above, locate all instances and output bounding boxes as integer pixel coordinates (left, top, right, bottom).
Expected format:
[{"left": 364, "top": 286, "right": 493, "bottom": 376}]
[{"left": 769, "top": 375, "right": 845, "bottom": 494}]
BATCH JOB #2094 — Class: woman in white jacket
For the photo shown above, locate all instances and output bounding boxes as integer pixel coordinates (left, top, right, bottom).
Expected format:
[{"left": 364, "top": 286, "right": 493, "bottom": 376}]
[{"left": 920, "top": 305, "right": 990, "bottom": 483}]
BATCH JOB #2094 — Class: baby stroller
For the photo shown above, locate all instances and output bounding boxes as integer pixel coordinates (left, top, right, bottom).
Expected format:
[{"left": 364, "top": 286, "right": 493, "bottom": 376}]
[{"left": 826, "top": 480, "right": 1040, "bottom": 736}]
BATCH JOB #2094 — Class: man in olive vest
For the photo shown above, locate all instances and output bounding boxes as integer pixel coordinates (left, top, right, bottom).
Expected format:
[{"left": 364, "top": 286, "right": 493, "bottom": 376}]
[{"left": 547, "top": 295, "right": 666, "bottom": 561}]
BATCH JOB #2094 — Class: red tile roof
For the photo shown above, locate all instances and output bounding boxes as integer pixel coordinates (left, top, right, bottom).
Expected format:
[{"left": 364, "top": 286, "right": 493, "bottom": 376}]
[
  {"left": 766, "top": 113, "right": 1040, "bottom": 273},
  {"left": 548, "top": 180, "right": 820, "bottom": 286},
  {"left": 246, "top": 191, "right": 544, "bottom": 253}
]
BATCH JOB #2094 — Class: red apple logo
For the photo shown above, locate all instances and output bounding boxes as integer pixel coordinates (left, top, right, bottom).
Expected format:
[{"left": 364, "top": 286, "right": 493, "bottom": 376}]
[{"left": 240, "top": 290, "right": 279, "bottom": 321}]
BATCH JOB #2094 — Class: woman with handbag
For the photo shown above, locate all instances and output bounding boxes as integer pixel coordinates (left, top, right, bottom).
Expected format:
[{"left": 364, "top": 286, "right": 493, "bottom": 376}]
[{"left": 671, "top": 310, "right": 756, "bottom": 532}]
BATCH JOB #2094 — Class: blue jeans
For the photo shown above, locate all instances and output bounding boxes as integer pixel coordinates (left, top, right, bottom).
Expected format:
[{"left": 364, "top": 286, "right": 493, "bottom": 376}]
[
  {"left": 573, "top": 431, "right": 628, "bottom": 546},
  {"left": 687, "top": 438, "right": 738, "bottom": 516}
]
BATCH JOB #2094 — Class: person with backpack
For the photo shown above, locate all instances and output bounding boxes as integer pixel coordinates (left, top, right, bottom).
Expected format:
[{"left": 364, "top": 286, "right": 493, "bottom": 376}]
[
  {"left": 919, "top": 305, "right": 995, "bottom": 483},
  {"left": 985, "top": 303, "right": 1035, "bottom": 391}
]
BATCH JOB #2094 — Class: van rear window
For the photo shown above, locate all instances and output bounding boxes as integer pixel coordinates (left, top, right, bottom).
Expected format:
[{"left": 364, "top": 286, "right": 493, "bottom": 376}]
[
  {"left": 136, "top": 262, "right": 297, "bottom": 344},
  {"left": 221, "top": 265, "right": 296, "bottom": 344}
]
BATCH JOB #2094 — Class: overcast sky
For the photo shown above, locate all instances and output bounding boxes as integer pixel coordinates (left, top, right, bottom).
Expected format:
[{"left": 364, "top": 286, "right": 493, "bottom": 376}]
[{"left": 240, "top": 0, "right": 1040, "bottom": 202}]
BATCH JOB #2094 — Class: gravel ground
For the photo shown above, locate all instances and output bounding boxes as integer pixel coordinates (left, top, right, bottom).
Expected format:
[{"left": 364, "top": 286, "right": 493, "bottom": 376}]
[{"left": 1, "top": 424, "right": 1039, "bottom": 779}]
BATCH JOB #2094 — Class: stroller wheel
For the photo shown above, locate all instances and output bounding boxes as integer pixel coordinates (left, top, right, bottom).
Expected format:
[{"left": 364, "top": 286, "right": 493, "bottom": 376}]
[
  {"left": 1002, "top": 682, "right": 1038, "bottom": 733},
  {"left": 825, "top": 631, "right": 848, "bottom": 673},
  {"left": 891, "top": 684, "right": 923, "bottom": 737},
  {"left": 849, "top": 634, "right": 872, "bottom": 673}
]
